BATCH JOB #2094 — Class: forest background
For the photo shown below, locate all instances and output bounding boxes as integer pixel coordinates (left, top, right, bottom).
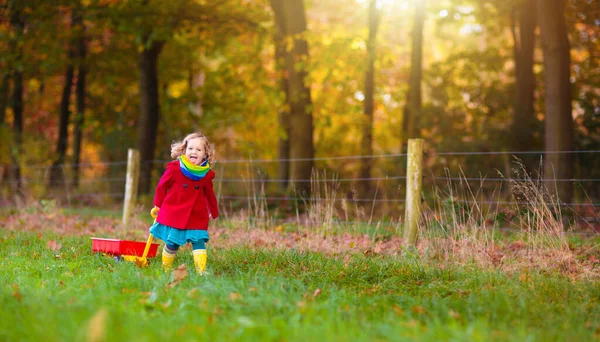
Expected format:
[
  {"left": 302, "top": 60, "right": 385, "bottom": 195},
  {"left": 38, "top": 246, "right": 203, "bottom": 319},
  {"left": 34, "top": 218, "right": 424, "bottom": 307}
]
[{"left": 0, "top": 0, "right": 598, "bottom": 224}]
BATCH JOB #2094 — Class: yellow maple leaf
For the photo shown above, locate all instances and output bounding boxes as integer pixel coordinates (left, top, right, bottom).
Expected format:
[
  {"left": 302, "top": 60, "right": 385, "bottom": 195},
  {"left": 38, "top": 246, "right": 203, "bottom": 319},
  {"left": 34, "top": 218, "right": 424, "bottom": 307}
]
[{"left": 86, "top": 308, "right": 107, "bottom": 342}]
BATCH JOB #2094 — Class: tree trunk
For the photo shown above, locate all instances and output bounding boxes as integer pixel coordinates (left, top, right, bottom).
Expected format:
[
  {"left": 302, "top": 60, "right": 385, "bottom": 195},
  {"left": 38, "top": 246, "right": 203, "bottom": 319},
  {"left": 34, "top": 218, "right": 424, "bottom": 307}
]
[
  {"left": 359, "top": 0, "right": 379, "bottom": 196},
  {"left": 50, "top": 50, "right": 75, "bottom": 188},
  {"left": 270, "top": 0, "right": 291, "bottom": 192},
  {"left": 72, "top": 17, "right": 87, "bottom": 189},
  {"left": 402, "top": 0, "right": 425, "bottom": 151},
  {"left": 281, "top": 0, "right": 313, "bottom": 196},
  {"left": 11, "top": 70, "right": 23, "bottom": 193},
  {"left": 537, "top": 0, "right": 574, "bottom": 204},
  {"left": 9, "top": 1, "right": 24, "bottom": 193},
  {"left": 0, "top": 54, "right": 11, "bottom": 191},
  {"left": 0, "top": 73, "right": 9, "bottom": 125},
  {"left": 511, "top": 0, "right": 537, "bottom": 172},
  {"left": 137, "top": 38, "right": 165, "bottom": 194}
]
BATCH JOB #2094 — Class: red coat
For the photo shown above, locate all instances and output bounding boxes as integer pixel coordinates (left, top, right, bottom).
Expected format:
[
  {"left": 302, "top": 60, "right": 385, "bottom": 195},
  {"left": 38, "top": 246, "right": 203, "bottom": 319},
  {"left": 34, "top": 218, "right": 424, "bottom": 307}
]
[{"left": 153, "top": 160, "right": 219, "bottom": 230}]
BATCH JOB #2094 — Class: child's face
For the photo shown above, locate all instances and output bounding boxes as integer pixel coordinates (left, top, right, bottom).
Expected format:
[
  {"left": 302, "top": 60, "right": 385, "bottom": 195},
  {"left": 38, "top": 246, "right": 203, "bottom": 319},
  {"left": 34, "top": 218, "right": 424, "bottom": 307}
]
[{"left": 185, "top": 138, "right": 206, "bottom": 165}]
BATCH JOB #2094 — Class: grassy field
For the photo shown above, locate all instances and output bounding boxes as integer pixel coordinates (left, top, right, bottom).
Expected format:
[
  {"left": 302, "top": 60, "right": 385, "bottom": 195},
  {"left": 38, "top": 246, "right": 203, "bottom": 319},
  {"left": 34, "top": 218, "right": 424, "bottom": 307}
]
[{"left": 1, "top": 220, "right": 599, "bottom": 341}]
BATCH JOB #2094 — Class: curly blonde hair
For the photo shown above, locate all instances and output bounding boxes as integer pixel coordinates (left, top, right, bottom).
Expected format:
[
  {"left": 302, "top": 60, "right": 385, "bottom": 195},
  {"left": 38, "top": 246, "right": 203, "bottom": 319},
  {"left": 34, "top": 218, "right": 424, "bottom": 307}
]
[{"left": 170, "top": 132, "right": 215, "bottom": 164}]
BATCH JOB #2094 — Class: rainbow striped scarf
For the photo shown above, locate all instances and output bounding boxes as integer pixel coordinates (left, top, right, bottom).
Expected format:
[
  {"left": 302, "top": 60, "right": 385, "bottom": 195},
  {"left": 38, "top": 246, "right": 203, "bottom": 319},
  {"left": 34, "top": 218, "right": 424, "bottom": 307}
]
[{"left": 179, "top": 155, "right": 210, "bottom": 180}]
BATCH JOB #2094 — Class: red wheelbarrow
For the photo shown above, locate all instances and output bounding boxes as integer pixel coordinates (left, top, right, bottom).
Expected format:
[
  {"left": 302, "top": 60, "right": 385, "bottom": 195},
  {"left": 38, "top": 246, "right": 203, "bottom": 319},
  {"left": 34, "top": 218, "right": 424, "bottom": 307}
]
[{"left": 91, "top": 208, "right": 160, "bottom": 267}]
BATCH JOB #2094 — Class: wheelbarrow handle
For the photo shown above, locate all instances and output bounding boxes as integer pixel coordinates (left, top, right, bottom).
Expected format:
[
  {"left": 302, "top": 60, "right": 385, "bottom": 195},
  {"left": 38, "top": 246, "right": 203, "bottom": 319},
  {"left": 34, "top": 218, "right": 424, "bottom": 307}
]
[
  {"left": 150, "top": 206, "right": 159, "bottom": 220},
  {"left": 141, "top": 234, "right": 154, "bottom": 260},
  {"left": 140, "top": 207, "right": 159, "bottom": 262}
]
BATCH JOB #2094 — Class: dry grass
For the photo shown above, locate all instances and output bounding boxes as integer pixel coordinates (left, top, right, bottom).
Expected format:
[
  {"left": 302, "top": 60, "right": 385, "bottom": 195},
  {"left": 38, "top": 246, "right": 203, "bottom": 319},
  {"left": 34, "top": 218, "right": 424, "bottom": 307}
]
[
  {"left": 2, "top": 162, "right": 598, "bottom": 280},
  {"left": 421, "top": 167, "right": 502, "bottom": 268},
  {"left": 418, "top": 161, "right": 599, "bottom": 279},
  {"left": 218, "top": 161, "right": 275, "bottom": 230},
  {"left": 3, "top": 210, "right": 598, "bottom": 281}
]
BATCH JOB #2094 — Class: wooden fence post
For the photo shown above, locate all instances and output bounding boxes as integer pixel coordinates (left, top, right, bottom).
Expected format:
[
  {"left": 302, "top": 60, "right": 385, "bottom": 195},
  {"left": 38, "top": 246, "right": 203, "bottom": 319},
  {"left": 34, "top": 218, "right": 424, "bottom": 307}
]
[
  {"left": 122, "top": 148, "right": 140, "bottom": 228},
  {"left": 403, "top": 139, "right": 424, "bottom": 247}
]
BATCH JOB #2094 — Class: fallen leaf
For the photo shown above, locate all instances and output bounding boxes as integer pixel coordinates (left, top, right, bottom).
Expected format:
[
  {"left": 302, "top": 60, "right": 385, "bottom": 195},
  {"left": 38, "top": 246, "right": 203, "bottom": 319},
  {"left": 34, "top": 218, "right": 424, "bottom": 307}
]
[
  {"left": 449, "top": 310, "right": 461, "bottom": 319},
  {"left": 411, "top": 305, "right": 426, "bottom": 314},
  {"left": 519, "top": 272, "right": 530, "bottom": 283},
  {"left": 12, "top": 284, "right": 22, "bottom": 302},
  {"left": 392, "top": 305, "right": 404, "bottom": 316},
  {"left": 134, "top": 258, "right": 149, "bottom": 268},
  {"left": 168, "top": 264, "right": 188, "bottom": 288},
  {"left": 173, "top": 264, "right": 188, "bottom": 281},
  {"left": 47, "top": 240, "right": 62, "bottom": 251},
  {"left": 229, "top": 292, "right": 241, "bottom": 301},
  {"left": 86, "top": 308, "right": 107, "bottom": 342},
  {"left": 313, "top": 288, "right": 322, "bottom": 298},
  {"left": 508, "top": 240, "right": 526, "bottom": 251},
  {"left": 403, "top": 320, "right": 419, "bottom": 328}
]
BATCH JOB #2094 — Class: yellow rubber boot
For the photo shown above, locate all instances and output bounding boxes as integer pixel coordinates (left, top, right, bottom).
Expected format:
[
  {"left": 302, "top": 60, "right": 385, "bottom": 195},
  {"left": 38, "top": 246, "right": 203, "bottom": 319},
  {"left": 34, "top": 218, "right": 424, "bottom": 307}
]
[
  {"left": 162, "top": 248, "right": 175, "bottom": 271},
  {"left": 193, "top": 249, "right": 207, "bottom": 274}
]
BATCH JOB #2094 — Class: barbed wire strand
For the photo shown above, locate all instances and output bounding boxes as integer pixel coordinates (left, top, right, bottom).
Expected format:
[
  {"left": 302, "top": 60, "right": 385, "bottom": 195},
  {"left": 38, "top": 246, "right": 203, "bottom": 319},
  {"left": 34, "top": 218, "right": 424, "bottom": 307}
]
[
  {"left": 5, "top": 149, "right": 599, "bottom": 169},
  {"left": 5, "top": 174, "right": 600, "bottom": 185}
]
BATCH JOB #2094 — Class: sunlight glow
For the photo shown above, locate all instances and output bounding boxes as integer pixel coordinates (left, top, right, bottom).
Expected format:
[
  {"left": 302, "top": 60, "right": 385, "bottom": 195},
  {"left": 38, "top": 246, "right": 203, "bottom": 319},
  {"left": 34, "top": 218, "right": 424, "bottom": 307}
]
[
  {"left": 459, "top": 23, "right": 482, "bottom": 35},
  {"left": 439, "top": 9, "right": 449, "bottom": 18},
  {"left": 355, "top": 91, "right": 365, "bottom": 101},
  {"left": 356, "top": 0, "right": 410, "bottom": 11}
]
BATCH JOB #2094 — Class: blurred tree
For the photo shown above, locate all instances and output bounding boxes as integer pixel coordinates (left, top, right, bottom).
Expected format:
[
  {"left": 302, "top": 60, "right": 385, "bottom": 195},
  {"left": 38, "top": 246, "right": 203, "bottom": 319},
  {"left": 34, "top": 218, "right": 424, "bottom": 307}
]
[
  {"left": 270, "top": 0, "right": 291, "bottom": 192},
  {"left": 358, "top": 0, "right": 380, "bottom": 196},
  {"left": 50, "top": 8, "right": 81, "bottom": 188},
  {"left": 102, "top": 0, "right": 268, "bottom": 194},
  {"left": 403, "top": 0, "right": 426, "bottom": 144},
  {"left": 0, "top": 73, "right": 8, "bottom": 127},
  {"left": 72, "top": 6, "right": 87, "bottom": 189},
  {"left": 537, "top": 0, "right": 574, "bottom": 204},
  {"left": 0, "top": 0, "right": 11, "bottom": 126},
  {"left": 137, "top": 35, "right": 165, "bottom": 194},
  {"left": 0, "top": 1, "right": 12, "bottom": 191},
  {"left": 511, "top": 0, "right": 538, "bottom": 171},
  {"left": 131, "top": 0, "right": 166, "bottom": 195},
  {"left": 2, "top": 0, "right": 598, "bottom": 208},
  {"left": 272, "top": 0, "right": 314, "bottom": 196},
  {"left": 567, "top": 0, "right": 600, "bottom": 200},
  {"left": 8, "top": 0, "right": 25, "bottom": 193}
]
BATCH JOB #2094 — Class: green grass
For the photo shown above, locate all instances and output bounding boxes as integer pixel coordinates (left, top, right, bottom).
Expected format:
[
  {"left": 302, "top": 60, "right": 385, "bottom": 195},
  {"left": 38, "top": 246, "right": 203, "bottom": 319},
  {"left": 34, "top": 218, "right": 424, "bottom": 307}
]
[{"left": 1, "top": 230, "right": 599, "bottom": 341}]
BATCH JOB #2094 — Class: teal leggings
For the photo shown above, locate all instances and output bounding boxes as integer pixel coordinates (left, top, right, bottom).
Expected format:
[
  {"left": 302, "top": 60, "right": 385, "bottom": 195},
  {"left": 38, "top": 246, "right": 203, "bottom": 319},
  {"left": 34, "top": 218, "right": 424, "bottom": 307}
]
[{"left": 165, "top": 240, "right": 206, "bottom": 251}]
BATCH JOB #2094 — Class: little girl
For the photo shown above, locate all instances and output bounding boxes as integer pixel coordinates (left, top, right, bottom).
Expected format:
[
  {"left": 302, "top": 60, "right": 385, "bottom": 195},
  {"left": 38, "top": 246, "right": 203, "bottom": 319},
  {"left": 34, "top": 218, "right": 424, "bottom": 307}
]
[{"left": 149, "top": 132, "right": 219, "bottom": 274}]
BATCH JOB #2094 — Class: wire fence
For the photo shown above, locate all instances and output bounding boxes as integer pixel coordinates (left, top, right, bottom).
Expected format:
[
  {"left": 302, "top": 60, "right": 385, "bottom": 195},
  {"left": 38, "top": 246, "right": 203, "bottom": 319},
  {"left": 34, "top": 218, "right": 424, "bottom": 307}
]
[{"left": 1, "top": 150, "right": 599, "bottom": 223}]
